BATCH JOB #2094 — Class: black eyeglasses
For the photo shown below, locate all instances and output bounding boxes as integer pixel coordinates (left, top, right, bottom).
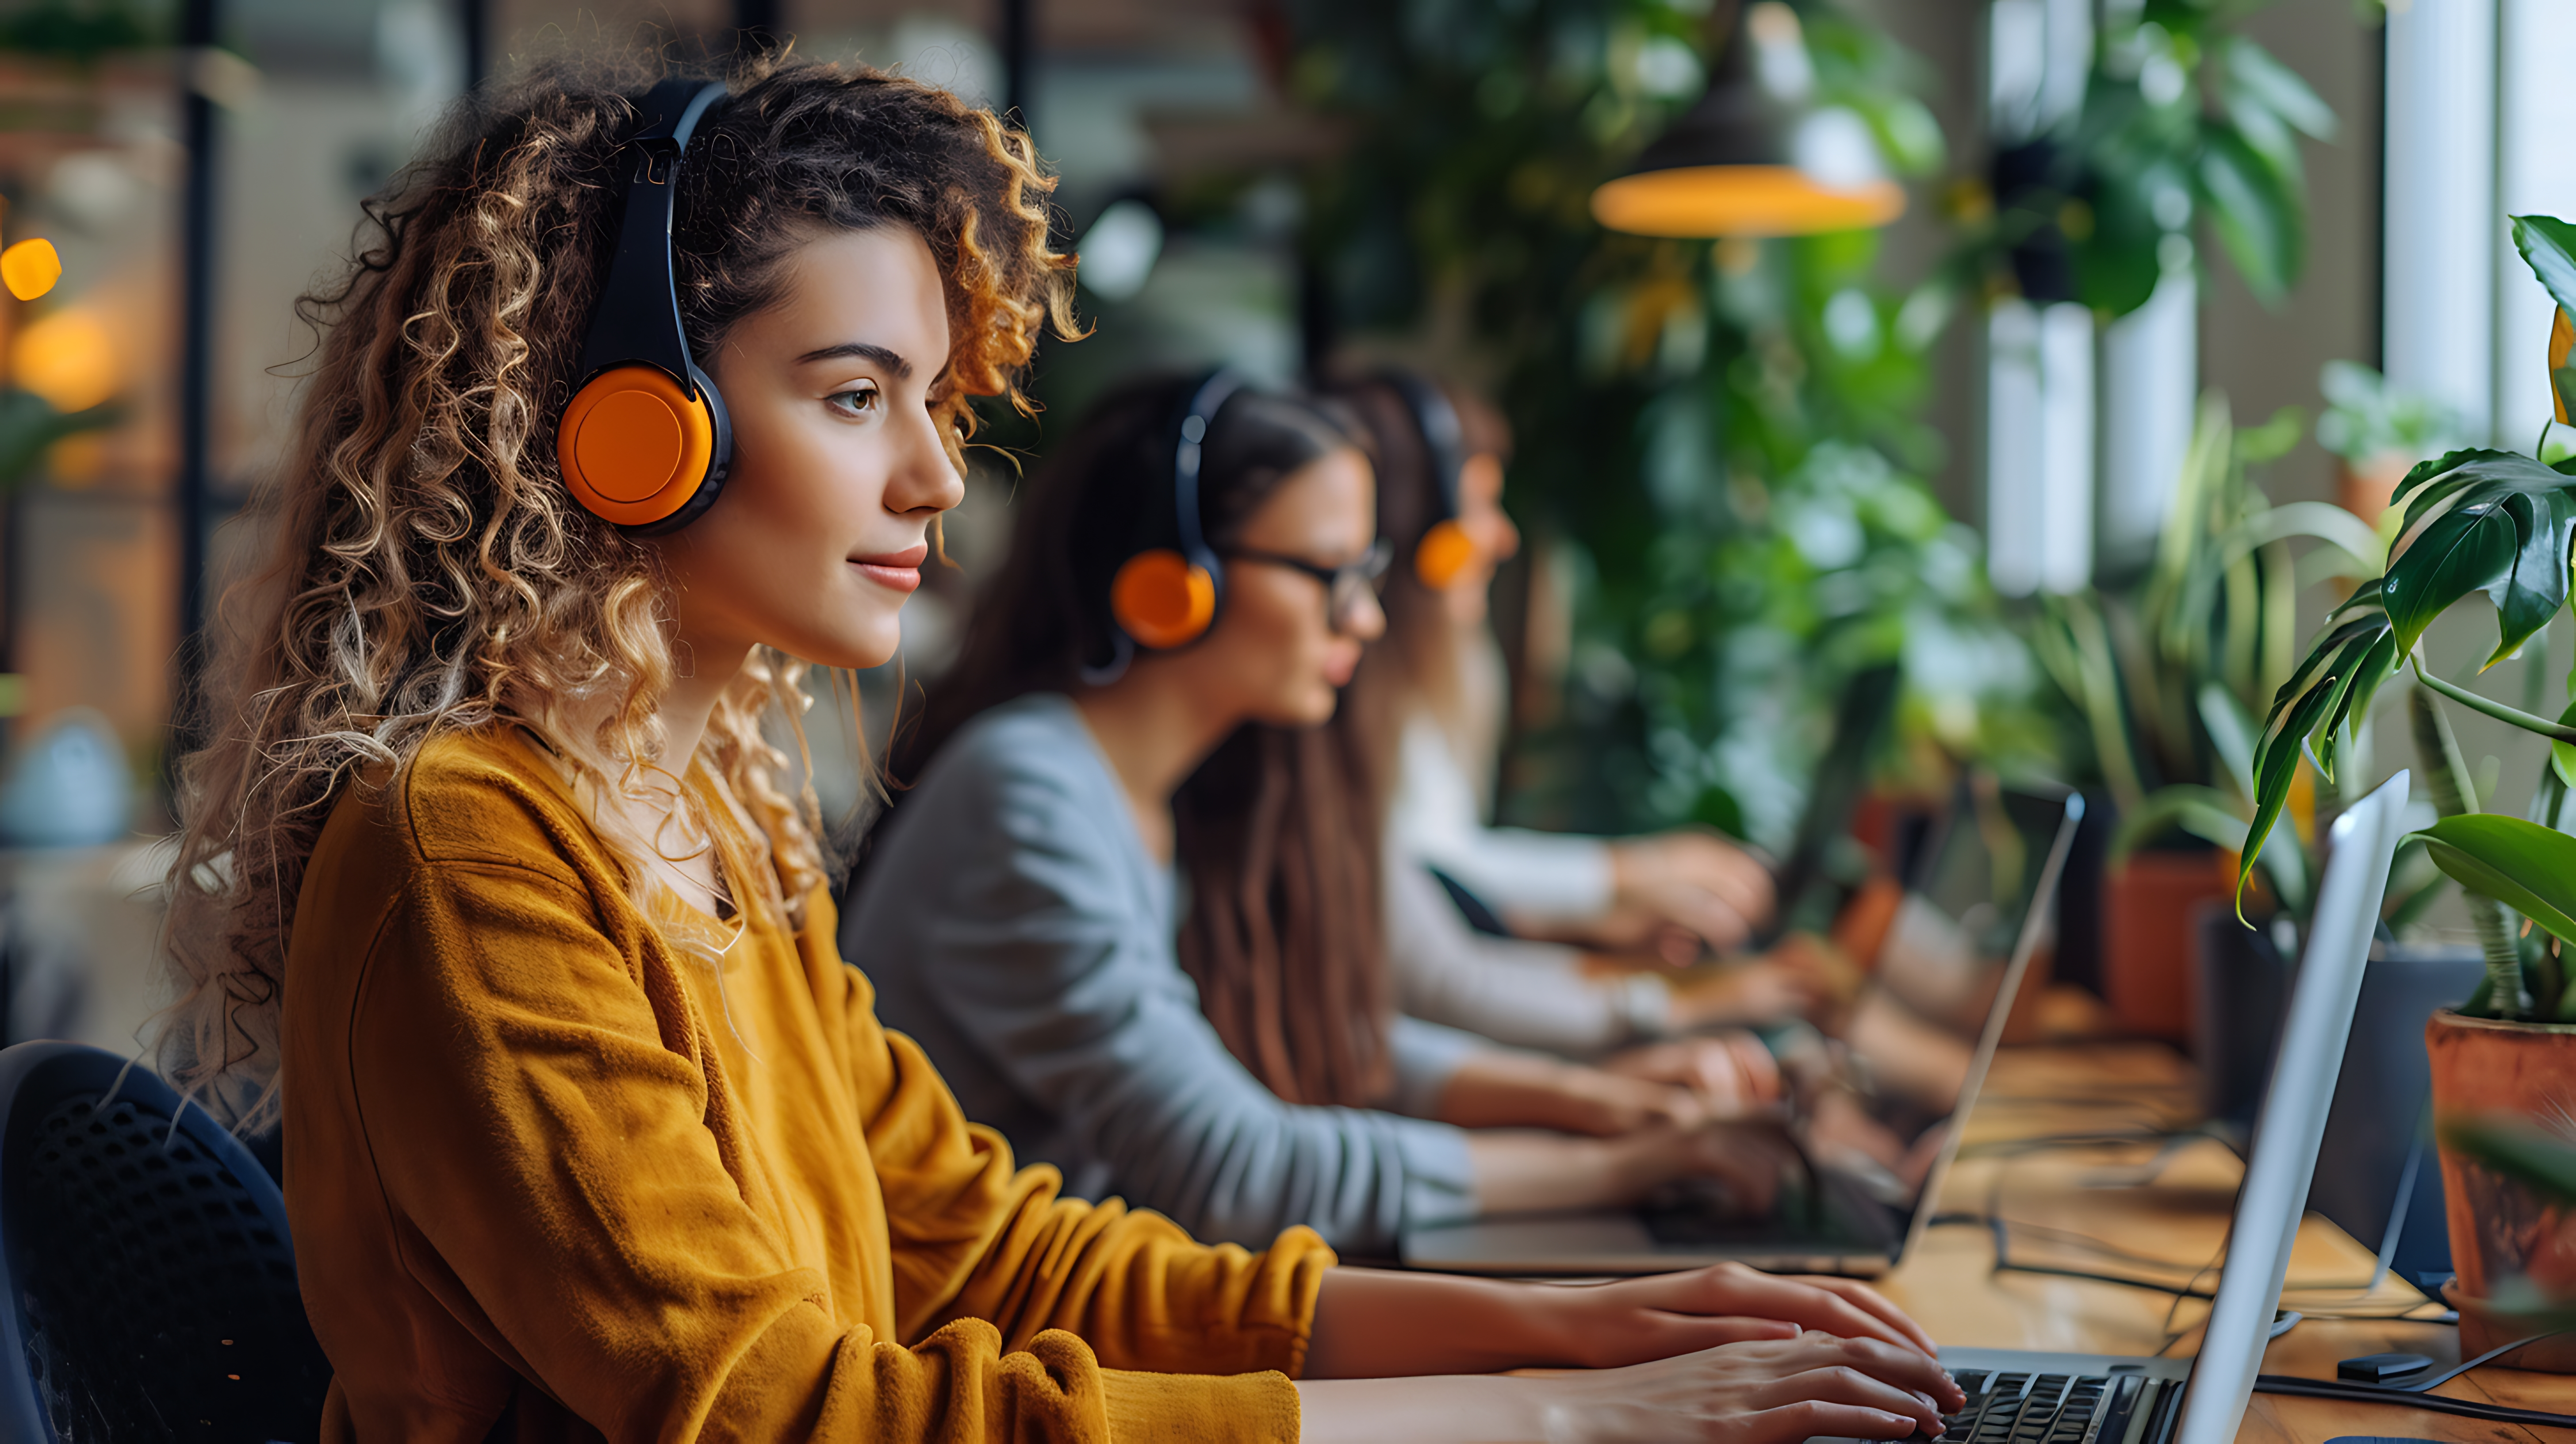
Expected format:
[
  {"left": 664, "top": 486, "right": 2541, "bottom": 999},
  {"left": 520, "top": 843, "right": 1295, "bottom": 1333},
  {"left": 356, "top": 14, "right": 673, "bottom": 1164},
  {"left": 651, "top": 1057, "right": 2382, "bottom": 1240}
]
[{"left": 1225, "top": 539, "right": 1393, "bottom": 633}]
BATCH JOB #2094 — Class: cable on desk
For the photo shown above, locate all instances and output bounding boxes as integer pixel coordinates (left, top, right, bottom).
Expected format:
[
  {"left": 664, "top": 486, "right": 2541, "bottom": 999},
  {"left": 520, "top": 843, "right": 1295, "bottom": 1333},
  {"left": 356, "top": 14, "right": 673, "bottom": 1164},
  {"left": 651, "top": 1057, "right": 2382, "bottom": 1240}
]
[{"left": 2252, "top": 1331, "right": 2576, "bottom": 1430}]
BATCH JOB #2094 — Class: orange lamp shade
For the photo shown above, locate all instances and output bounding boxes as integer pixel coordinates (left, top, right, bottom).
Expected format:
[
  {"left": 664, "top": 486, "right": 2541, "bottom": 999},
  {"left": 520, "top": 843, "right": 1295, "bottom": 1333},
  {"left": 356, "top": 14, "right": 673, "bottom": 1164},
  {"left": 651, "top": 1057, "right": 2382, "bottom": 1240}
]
[
  {"left": 1591, "top": 165, "right": 1904, "bottom": 238},
  {"left": 1, "top": 239, "right": 61, "bottom": 302},
  {"left": 11, "top": 308, "right": 117, "bottom": 413}
]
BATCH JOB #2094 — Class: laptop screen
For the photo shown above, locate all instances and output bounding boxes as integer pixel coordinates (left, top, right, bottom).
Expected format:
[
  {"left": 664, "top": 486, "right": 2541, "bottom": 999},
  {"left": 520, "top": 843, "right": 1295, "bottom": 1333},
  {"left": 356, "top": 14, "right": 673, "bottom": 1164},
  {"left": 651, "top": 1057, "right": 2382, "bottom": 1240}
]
[{"left": 1875, "top": 781, "right": 2084, "bottom": 1257}]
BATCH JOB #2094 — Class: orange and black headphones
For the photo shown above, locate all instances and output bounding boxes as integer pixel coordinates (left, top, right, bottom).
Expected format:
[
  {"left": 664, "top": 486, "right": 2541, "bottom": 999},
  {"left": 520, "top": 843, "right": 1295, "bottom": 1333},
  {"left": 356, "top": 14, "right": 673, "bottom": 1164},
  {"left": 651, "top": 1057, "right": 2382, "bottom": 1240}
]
[
  {"left": 1099, "top": 369, "right": 1249, "bottom": 666},
  {"left": 556, "top": 80, "right": 734, "bottom": 536},
  {"left": 1380, "top": 369, "right": 1480, "bottom": 589}
]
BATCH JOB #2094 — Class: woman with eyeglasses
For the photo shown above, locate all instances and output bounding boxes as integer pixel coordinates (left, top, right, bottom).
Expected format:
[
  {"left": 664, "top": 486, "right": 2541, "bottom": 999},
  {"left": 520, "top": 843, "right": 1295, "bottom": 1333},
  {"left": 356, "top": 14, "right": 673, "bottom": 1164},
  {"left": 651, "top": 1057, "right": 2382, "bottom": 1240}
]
[{"left": 842, "top": 374, "right": 1822, "bottom": 1260}]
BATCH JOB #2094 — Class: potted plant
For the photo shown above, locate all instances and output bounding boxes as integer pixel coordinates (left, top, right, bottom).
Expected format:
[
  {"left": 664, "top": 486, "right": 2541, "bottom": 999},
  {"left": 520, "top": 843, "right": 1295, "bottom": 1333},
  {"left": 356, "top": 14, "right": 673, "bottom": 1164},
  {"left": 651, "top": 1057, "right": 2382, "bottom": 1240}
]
[
  {"left": 2315, "top": 360, "right": 2466, "bottom": 525},
  {"left": 2032, "top": 392, "right": 2383, "bottom": 1039},
  {"left": 2431, "top": 1114, "right": 2576, "bottom": 1369},
  {"left": 2240, "top": 213, "right": 2576, "bottom": 1359}
]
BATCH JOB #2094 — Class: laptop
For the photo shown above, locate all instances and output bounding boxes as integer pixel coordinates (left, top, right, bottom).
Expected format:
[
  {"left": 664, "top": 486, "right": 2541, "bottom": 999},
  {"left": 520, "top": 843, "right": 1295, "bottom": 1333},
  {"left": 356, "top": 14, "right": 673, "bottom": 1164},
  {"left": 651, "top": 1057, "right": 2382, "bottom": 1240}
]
[
  {"left": 1401, "top": 778, "right": 2085, "bottom": 1277},
  {"left": 1930, "top": 772, "right": 2411, "bottom": 1444},
  {"left": 1430, "top": 662, "right": 1901, "bottom": 944}
]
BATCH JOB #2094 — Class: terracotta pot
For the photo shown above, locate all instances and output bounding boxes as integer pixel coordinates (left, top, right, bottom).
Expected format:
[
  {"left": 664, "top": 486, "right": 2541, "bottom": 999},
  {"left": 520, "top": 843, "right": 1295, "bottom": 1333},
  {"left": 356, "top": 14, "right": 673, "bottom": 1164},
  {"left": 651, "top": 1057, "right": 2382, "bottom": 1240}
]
[
  {"left": 2336, "top": 453, "right": 2416, "bottom": 524},
  {"left": 2103, "top": 849, "right": 2235, "bottom": 1041},
  {"left": 2426, "top": 1008, "right": 2576, "bottom": 1364}
]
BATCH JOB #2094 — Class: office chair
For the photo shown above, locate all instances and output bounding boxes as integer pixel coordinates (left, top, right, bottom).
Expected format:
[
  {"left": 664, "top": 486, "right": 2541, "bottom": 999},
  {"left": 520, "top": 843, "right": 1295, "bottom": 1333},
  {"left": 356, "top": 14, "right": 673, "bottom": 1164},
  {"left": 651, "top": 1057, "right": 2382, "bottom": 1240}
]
[{"left": 0, "top": 1040, "right": 329, "bottom": 1442}]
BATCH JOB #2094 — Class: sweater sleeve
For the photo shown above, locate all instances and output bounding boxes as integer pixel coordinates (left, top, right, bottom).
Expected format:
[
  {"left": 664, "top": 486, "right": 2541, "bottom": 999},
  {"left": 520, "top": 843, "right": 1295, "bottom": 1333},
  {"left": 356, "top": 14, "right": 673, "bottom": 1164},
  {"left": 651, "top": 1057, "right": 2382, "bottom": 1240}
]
[
  {"left": 875, "top": 721, "right": 1477, "bottom": 1254},
  {"left": 1390, "top": 718, "right": 1615, "bottom": 922},
  {"left": 817, "top": 929, "right": 1338, "bottom": 1379},
  {"left": 345, "top": 853, "right": 1301, "bottom": 1444},
  {"left": 1383, "top": 860, "right": 1664, "bottom": 1056}
]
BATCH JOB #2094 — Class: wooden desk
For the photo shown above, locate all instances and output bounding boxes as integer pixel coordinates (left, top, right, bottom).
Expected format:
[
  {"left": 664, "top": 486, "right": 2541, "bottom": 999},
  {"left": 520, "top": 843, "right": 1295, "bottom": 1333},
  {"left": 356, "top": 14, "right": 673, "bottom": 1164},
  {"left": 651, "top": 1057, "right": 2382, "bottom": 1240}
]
[{"left": 1879, "top": 1042, "right": 2576, "bottom": 1440}]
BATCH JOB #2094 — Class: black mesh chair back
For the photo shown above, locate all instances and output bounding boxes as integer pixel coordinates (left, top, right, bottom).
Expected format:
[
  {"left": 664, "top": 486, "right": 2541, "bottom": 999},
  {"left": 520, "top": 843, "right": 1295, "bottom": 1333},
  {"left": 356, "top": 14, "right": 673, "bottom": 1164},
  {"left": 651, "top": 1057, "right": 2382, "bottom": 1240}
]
[{"left": 0, "top": 1041, "right": 330, "bottom": 1442}]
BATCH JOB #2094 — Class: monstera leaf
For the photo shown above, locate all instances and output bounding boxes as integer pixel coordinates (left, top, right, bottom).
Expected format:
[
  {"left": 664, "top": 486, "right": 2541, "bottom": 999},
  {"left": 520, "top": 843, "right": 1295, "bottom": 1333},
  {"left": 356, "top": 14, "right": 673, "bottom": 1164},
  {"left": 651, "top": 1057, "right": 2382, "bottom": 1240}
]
[
  {"left": 2239, "top": 447, "right": 2576, "bottom": 900},
  {"left": 2238, "top": 592, "right": 2397, "bottom": 901},
  {"left": 2383, "top": 448, "right": 2576, "bottom": 666},
  {"left": 2515, "top": 216, "right": 2576, "bottom": 425}
]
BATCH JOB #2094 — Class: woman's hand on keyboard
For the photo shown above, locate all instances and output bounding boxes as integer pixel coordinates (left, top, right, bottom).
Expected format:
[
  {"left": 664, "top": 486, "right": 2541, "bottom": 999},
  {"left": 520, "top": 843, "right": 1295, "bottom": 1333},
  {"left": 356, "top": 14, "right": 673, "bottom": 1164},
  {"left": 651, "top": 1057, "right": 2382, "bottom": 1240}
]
[
  {"left": 1296, "top": 1332, "right": 1955, "bottom": 1444},
  {"left": 1531, "top": 1333, "right": 1956, "bottom": 1443},
  {"left": 1535, "top": 1262, "right": 1951, "bottom": 1373}
]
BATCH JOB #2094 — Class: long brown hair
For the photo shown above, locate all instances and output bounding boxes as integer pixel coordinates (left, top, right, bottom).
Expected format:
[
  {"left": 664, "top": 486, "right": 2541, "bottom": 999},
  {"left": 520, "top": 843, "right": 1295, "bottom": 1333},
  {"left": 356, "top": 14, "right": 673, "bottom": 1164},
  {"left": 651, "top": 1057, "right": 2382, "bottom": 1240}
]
[
  {"left": 1332, "top": 373, "right": 1514, "bottom": 765},
  {"left": 892, "top": 375, "right": 1395, "bottom": 1107},
  {"left": 161, "top": 50, "right": 1075, "bottom": 1128}
]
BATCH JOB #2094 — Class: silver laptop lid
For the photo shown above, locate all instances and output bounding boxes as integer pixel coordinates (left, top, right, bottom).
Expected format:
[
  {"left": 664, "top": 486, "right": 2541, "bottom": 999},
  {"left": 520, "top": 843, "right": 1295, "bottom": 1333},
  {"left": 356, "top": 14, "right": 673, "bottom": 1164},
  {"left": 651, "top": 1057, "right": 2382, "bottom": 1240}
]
[
  {"left": 1889, "top": 784, "right": 2085, "bottom": 1264},
  {"left": 2174, "top": 771, "right": 2411, "bottom": 1444}
]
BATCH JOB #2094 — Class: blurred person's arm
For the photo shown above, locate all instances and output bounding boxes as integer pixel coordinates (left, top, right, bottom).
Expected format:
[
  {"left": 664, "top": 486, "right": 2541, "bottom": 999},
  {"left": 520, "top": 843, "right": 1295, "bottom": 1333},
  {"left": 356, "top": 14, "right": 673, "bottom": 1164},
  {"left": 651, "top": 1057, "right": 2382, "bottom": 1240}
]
[{"left": 1385, "top": 860, "right": 1669, "bottom": 1053}]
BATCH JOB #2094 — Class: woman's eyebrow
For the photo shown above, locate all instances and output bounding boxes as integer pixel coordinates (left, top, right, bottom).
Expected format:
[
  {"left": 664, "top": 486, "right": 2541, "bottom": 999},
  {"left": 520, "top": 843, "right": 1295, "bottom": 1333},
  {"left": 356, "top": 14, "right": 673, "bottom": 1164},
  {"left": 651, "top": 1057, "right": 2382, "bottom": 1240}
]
[{"left": 794, "top": 342, "right": 912, "bottom": 378}]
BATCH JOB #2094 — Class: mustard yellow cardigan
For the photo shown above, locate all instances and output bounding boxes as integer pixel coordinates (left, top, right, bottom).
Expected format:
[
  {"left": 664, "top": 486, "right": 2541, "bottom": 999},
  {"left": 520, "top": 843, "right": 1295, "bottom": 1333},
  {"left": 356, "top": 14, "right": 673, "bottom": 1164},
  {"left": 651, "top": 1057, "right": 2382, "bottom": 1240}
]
[{"left": 281, "top": 726, "right": 1332, "bottom": 1441}]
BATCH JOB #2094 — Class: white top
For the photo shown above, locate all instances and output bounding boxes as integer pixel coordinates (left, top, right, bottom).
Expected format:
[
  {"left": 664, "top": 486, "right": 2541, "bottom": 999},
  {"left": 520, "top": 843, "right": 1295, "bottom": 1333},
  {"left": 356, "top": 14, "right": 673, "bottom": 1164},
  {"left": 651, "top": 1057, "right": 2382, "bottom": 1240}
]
[
  {"left": 1387, "top": 714, "right": 1615, "bottom": 922},
  {"left": 1382, "top": 857, "right": 1668, "bottom": 1056}
]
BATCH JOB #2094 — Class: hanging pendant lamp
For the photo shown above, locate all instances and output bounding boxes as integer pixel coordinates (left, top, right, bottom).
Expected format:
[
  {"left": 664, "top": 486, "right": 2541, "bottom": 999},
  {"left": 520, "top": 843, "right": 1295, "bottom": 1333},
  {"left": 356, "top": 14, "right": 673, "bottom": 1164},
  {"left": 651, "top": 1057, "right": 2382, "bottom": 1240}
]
[{"left": 1591, "top": 1, "right": 1905, "bottom": 238}]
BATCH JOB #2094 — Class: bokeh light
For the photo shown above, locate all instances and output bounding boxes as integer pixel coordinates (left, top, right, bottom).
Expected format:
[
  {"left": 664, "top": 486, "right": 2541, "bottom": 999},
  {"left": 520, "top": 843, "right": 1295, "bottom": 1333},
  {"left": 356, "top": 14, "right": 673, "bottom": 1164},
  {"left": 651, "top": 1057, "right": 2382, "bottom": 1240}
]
[
  {"left": 11, "top": 308, "right": 119, "bottom": 414},
  {"left": 0, "top": 239, "right": 62, "bottom": 302}
]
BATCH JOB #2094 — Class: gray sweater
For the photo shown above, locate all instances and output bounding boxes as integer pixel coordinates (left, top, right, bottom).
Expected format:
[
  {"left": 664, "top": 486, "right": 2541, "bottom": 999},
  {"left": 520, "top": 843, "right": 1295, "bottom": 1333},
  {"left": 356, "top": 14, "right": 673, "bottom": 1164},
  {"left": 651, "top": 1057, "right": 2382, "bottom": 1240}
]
[{"left": 843, "top": 692, "right": 1478, "bottom": 1253}]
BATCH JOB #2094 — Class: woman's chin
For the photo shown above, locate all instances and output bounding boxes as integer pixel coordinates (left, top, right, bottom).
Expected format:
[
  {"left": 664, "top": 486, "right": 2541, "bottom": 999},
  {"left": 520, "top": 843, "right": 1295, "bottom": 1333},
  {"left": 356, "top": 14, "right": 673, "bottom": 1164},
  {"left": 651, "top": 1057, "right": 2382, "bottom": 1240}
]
[{"left": 800, "top": 623, "right": 901, "bottom": 672}]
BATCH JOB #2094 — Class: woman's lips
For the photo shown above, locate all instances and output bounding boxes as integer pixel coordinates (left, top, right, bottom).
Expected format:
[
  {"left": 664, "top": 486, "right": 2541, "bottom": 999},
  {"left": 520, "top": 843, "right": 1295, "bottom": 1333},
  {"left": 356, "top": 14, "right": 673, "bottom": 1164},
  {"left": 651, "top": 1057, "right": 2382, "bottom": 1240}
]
[
  {"left": 1322, "top": 645, "right": 1362, "bottom": 687},
  {"left": 850, "top": 542, "right": 928, "bottom": 594}
]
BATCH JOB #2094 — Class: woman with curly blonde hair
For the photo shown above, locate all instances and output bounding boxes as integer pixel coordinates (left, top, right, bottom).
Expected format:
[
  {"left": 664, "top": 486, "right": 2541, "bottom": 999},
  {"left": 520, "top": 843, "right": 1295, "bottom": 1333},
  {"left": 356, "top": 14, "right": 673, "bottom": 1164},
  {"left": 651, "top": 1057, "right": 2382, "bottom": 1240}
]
[{"left": 157, "top": 50, "right": 1960, "bottom": 1444}]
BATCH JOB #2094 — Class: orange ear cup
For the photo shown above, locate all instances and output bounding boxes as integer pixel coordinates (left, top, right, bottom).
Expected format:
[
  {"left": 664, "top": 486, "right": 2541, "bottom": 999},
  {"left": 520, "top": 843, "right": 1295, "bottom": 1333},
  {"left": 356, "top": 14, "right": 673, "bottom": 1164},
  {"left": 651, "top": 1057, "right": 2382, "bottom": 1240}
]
[
  {"left": 558, "top": 364, "right": 718, "bottom": 528},
  {"left": 1413, "top": 518, "right": 1480, "bottom": 590},
  {"left": 1111, "top": 549, "right": 1218, "bottom": 649}
]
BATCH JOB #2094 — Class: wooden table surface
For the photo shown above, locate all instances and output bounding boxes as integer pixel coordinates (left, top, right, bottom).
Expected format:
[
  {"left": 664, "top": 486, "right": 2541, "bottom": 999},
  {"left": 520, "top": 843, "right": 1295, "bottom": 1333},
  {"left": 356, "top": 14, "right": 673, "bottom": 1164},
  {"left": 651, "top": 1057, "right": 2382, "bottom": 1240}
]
[{"left": 1887, "top": 1041, "right": 2576, "bottom": 1441}]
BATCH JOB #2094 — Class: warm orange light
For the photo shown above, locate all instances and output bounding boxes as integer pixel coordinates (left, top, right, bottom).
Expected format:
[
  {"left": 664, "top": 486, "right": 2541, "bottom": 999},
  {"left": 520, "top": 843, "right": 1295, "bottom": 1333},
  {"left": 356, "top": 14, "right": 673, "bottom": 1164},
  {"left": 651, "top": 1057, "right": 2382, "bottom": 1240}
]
[
  {"left": 1591, "top": 165, "right": 1905, "bottom": 238},
  {"left": 12, "top": 308, "right": 118, "bottom": 413},
  {"left": 0, "top": 239, "right": 61, "bottom": 302}
]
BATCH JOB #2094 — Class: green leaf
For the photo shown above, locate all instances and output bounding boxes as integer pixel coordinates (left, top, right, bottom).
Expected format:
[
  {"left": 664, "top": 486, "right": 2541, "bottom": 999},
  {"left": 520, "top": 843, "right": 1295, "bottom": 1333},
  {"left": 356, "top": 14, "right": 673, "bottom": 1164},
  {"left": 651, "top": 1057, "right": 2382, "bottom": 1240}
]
[
  {"left": 2410, "top": 813, "right": 2576, "bottom": 949},
  {"left": 2512, "top": 216, "right": 2576, "bottom": 326},
  {"left": 2241, "top": 596, "right": 2401, "bottom": 904},
  {"left": 2553, "top": 699, "right": 2576, "bottom": 790},
  {"left": 2379, "top": 450, "right": 2576, "bottom": 666},
  {"left": 2112, "top": 784, "right": 2251, "bottom": 864},
  {"left": 2198, "top": 127, "right": 2302, "bottom": 303},
  {"left": 2441, "top": 1114, "right": 2576, "bottom": 1209},
  {"left": 2221, "top": 38, "right": 2337, "bottom": 149},
  {"left": 2220, "top": 499, "right": 2388, "bottom": 575},
  {"left": 2200, "top": 681, "right": 2261, "bottom": 801}
]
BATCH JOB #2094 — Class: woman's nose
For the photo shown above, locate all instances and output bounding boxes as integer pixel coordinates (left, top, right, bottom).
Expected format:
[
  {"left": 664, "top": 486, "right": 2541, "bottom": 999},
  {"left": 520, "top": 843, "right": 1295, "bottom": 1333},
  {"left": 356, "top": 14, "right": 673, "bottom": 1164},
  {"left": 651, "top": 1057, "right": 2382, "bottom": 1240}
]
[
  {"left": 1341, "top": 589, "right": 1388, "bottom": 641},
  {"left": 890, "top": 406, "right": 967, "bottom": 514}
]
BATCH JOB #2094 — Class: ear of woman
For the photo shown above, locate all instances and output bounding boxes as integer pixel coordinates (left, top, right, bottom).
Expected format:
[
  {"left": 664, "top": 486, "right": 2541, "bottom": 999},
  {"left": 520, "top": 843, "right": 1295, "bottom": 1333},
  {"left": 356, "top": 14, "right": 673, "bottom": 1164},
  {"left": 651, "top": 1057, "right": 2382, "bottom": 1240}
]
[{"left": 1073, "top": 442, "right": 1385, "bottom": 864}]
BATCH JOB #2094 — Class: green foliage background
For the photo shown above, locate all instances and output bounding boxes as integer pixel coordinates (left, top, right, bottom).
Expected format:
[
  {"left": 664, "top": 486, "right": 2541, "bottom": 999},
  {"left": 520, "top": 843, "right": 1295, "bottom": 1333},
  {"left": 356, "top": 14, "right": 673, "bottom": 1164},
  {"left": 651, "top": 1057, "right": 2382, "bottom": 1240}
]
[{"left": 1284, "top": 0, "right": 2046, "bottom": 845}]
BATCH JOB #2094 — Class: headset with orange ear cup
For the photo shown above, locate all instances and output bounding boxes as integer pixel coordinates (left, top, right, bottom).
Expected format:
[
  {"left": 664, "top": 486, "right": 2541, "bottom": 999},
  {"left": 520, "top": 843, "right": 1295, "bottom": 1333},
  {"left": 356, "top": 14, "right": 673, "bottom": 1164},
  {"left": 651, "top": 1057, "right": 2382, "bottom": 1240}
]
[
  {"left": 1380, "top": 369, "right": 1480, "bottom": 589},
  {"left": 1108, "top": 369, "right": 1247, "bottom": 651},
  {"left": 557, "top": 79, "right": 734, "bottom": 536}
]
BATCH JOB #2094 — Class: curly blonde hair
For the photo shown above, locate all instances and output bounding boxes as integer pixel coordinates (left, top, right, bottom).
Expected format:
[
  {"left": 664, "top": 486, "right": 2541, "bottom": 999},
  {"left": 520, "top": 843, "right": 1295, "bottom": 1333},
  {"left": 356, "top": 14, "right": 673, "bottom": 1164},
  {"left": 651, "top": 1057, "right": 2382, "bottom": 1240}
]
[{"left": 159, "top": 50, "right": 1075, "bottom": 1129}]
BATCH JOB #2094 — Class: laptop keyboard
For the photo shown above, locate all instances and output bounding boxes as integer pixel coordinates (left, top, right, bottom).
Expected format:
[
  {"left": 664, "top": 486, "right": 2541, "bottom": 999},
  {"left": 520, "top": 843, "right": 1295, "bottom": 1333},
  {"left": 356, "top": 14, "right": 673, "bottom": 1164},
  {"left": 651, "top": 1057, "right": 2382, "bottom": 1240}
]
[{"left": 1941, "top": 1369, "right": 2170, "bottom": 1444}]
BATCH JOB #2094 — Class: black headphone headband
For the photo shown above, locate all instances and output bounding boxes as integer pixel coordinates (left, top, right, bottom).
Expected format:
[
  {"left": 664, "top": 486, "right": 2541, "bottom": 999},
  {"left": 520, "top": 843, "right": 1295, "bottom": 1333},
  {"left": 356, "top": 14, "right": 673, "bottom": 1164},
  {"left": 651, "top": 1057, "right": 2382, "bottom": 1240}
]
[
  {"left": 1379, "top": 369, "right": 1466, "bottom": 523},
  {"left": 575, "top": 80, "right": 730, "bottom": 390},
  {"left": 1171, "top": 369, "right": 1246, "bottom": 576}
]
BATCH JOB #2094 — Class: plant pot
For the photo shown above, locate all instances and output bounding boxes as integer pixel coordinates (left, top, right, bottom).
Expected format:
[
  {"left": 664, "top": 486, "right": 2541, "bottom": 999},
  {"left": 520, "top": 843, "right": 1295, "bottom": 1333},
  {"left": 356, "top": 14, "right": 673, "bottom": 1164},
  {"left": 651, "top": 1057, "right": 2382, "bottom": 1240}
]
[
  {"left": 2336, "top": 453, "right": 2416, "bottom": 524},
  {"left": 2427, "top": 1008, "right": 2576, "bottom": 1364},
  {"left": 2192, "top": 904, "right": 2292, "bottom": 1131},
  {"left": 2442, "top": 1282, "right": 2576, "bottom": 1371},
  {"left": 2104, "top": 848, "right": 2235, "bottom": 1041}
]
